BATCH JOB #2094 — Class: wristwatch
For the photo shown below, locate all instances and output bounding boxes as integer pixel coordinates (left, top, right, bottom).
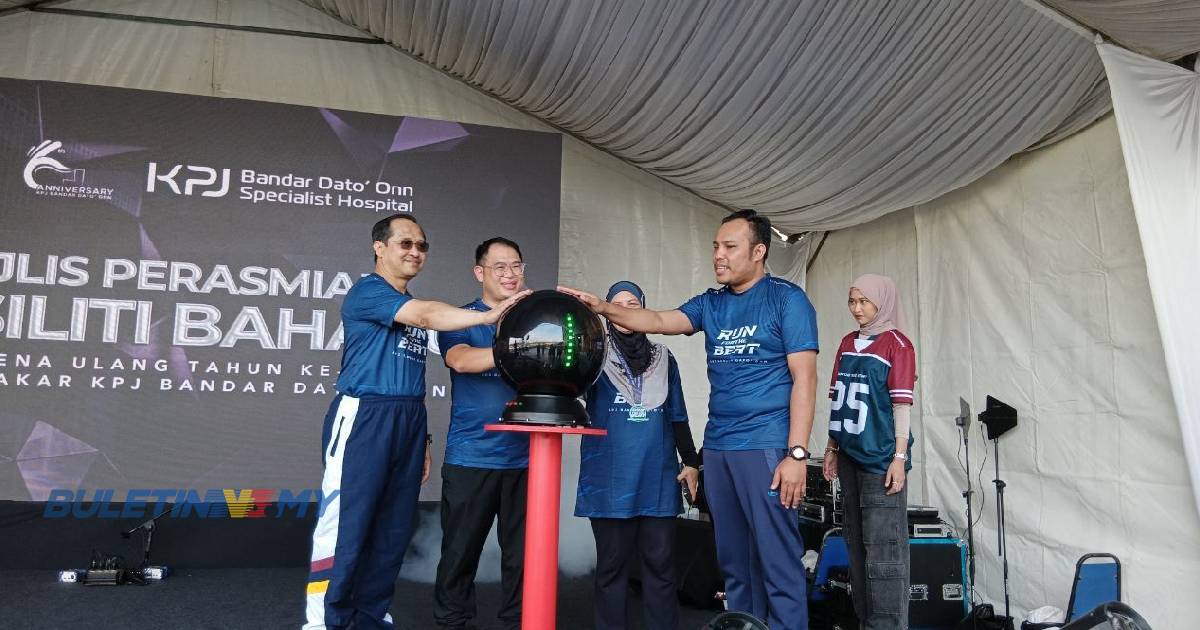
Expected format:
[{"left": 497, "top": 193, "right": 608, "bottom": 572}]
[
  {"left": 893, "top": 452, "right": 907, "bottom": 461},
  {"left": 788, "top": 445, "right": 810, "bottom": 461}
]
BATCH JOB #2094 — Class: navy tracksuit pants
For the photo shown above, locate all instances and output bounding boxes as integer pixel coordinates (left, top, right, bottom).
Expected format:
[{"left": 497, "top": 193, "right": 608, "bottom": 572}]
[
  {"left": 704, "top": 448, "right": 809, "bottom": 629},
  {"left": 305, "top": 394, "right": 427, "bottom": 629}
]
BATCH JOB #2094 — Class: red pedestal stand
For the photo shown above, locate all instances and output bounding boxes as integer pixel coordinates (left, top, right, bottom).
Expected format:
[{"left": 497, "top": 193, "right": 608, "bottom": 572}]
[{"left": 485, "top": 423, "right": 606, "bottom": 630}]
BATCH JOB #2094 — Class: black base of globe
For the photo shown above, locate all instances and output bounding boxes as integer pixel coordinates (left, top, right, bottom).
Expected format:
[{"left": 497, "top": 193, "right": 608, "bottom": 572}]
[{"left": 500, "top": 394, "right": 591, "bottom": 427}]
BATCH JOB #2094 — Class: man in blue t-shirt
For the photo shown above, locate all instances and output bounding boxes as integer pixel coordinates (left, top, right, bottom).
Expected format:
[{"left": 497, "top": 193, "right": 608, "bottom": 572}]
[
  {"left": 433, "top": 237, "right": 530, "bottom": 630},
  {"left": 305, "top": 215, "right": 528, "bottom": 630},
  {"left": 559, "top": 210, "right": 818, "bottom": 630}
]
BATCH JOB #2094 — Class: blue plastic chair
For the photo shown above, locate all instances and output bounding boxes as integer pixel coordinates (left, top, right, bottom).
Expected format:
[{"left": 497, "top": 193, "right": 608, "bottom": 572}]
[
  {"left": 810, "top": 529, "right": 850, "bottom": 602},
  {"left": 1066, "top": 553, "right": 1121, "bottom": 622}
]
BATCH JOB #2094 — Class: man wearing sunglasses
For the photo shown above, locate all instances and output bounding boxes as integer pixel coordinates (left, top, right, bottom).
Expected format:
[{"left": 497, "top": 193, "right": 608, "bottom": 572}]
[
  {"left": 305, "top": 215, "right": 529, "bottom": 630},
  {"left": 434, "top": 237, "right": 529, "bottom": 630}
]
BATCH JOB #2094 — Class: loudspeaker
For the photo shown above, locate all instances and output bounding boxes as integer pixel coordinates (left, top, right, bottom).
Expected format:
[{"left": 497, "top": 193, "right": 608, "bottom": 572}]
[{"left": 910, "top": 538, "right": 969, "bottom": 629}]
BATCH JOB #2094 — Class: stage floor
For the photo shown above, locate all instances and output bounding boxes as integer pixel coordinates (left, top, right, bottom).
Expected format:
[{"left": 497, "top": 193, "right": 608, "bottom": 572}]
[{"left": 0, "top": 569, "right": 723, "bottom": 629}]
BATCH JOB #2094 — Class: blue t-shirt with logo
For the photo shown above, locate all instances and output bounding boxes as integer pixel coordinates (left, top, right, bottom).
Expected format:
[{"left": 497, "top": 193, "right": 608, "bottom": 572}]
[
  {"left": 575, "top": 354, "right": 689, "bottom": 518},
  {"left": 678, "top": 275, "right": 819, "bottom": 450},
  {"left": 437, "top": 299, "right": 528, "bottom": 469},
  {"left": 335, "top": 273, "right": 427, "bottom": 398}
]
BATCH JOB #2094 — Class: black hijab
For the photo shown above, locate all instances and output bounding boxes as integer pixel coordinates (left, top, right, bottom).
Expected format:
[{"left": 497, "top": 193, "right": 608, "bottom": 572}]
[{"left": 605, "top": 280, "right": 655, "bottom": 377}]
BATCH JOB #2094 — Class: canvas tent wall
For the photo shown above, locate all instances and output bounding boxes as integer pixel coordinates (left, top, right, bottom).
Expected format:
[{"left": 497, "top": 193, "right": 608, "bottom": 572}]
[{"left": 806, "top": 117, "right": 1200, "bottom": 628}]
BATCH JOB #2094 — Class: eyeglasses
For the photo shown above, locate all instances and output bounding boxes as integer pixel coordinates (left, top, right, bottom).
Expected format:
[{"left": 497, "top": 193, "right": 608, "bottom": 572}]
[
  {"left": 480, "top": 262, "right": 526, "bottom": 277},
  {"left": 395, "top": 239, "right": 429, "bottom": 253}
]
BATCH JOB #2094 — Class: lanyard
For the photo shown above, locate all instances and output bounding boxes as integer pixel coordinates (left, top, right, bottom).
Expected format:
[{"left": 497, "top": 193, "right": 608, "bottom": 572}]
[{"left": 613, "top": 350, "right": 643, "bottom": 405}]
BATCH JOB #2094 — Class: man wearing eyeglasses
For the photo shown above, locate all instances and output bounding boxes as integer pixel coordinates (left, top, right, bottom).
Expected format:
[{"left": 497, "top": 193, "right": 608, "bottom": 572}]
[
  {"left": 433, "top": 237, "right": 529, "bottom": 630},
  {"left": 305, "top": 216, "right": 529, "bottom": 630}
]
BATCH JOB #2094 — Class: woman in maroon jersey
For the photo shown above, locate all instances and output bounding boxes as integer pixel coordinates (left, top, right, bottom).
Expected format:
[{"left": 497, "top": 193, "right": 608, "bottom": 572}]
[{"left": 822, "top": 273, "right": 917, "bottom": 630}]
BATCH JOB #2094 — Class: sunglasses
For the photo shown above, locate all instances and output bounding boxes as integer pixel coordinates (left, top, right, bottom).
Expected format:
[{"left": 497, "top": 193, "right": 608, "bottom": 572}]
[{"left": 395, "top": 239, "right": 430, "bottom": 253}]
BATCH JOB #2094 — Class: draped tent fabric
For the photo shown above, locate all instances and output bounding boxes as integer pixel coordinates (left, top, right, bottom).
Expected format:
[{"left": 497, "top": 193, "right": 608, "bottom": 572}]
[
  {"left": 303, "top": 0, "right": 1114, "bottom": 232},
  {"left": 1044, "top": 0, "right": 1200, "bottom": 60},
  {"left": 7, "top": 1, "right": 1200, "bottom": 234},
  {"left": 1098, "top": 42, "right": 1200, "bottom": 519}
]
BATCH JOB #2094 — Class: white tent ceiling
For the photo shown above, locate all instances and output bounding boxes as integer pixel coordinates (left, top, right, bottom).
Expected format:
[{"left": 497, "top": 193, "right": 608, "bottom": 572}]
[
  {"left": 295, "top": 0, "right": 1200, "bottom": 233},
  {"left": 5, "top": 0, "right": 1199, "bottom": 232}
]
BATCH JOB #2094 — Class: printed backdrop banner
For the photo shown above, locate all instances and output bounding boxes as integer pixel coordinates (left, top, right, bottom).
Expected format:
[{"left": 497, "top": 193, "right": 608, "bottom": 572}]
[{"left": 0, "top": 78, "right": 561, "bottom": 502}]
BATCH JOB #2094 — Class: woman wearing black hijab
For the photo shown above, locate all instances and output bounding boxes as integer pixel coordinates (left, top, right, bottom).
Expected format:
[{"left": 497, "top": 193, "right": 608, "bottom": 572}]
[{"left": 575, "top": 280, "right": 700, "bottom": 630}]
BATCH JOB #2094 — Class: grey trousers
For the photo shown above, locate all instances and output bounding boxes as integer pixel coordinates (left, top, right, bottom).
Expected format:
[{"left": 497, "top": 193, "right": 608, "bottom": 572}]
[{"left": 838, "top": 456, "right": 910, "bottom": 630}]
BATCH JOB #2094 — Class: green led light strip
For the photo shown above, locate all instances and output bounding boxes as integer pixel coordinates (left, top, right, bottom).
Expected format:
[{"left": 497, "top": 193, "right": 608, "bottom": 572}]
[{"left": 564, "top": 313, "right": 576, "bottom": 368}]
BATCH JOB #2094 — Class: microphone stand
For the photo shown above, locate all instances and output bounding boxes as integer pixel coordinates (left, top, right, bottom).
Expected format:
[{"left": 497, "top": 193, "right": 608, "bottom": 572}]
[
  {"left": 121, "top": 501, "right": 178, "bottom": 568},
  {"left": 976, "top": 395, "right": 1018, "bottom": 629},
  {"left": 958, "top": 415, "right": 977, "bottom": 600},
  {"left": 993, "top": 438, "right": 1010, "bottom": 621}
]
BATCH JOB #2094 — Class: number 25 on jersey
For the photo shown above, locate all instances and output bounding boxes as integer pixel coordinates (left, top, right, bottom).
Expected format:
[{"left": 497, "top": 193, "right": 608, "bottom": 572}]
[{"left": 830, "top": 381, "right": 869, "bottom": 435}]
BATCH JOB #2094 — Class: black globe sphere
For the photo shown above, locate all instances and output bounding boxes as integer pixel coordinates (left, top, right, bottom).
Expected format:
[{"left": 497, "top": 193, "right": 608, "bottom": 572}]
[{"left": 493, "top": 289, "right": 607, "bottom": 425}]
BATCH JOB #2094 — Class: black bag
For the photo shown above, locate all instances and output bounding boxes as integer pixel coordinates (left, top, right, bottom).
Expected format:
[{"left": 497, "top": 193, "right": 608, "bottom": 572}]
[{"left": 955, "top": 604, "right": 1015, "bottom": 630}]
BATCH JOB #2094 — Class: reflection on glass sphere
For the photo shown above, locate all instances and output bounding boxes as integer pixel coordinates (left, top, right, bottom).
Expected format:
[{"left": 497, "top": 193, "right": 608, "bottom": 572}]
[{"left": 493, "top": 289, "right": 606, "bottom": 425}]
